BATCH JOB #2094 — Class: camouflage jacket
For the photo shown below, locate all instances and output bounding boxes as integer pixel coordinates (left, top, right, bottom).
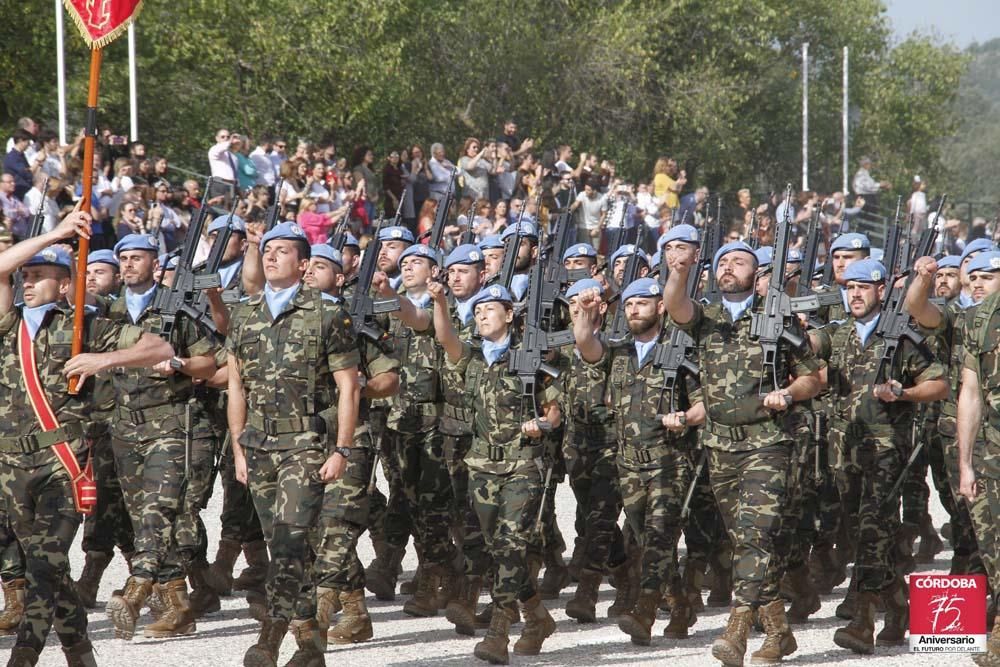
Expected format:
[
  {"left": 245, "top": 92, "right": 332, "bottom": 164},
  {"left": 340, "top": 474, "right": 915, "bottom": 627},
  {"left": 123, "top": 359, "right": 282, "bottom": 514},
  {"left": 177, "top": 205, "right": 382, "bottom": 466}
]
[
  {"left": 0, "top": 304, "right": 142, "bottom": 458},
  {"left": 227, "top": 285, "right": 360, "bottom": 452},
  {"left": 439, "top": 294, "right": 477, "bottom": 437},
  {"left": 963, "top": 292, "right": 1000, "bottom": 476},
  {"left": 107, "top": 288, "right": 217, "bottom": 442},
  {"left": 449, "top": 338, "right": 563, "bottom": 475},
  {"left": 564, "top": 331, "right": 615, "bottom": 447},
  {"left": 813, "top": 284, "right": 848, "bottom": 324},
  {"left": 385, "top": 296, "right": 443, "bottom": 433},
  {"left": 675, "top": 297, "right": 822, "bottom": 451}
]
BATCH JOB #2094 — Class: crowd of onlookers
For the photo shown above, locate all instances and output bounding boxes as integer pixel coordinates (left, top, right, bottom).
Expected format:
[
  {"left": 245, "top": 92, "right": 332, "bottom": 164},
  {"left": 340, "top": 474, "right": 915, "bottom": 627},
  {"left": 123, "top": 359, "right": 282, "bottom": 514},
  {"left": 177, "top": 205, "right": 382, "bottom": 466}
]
[{"left": 2, "top": 114, "right": 994, "bottom": 261}]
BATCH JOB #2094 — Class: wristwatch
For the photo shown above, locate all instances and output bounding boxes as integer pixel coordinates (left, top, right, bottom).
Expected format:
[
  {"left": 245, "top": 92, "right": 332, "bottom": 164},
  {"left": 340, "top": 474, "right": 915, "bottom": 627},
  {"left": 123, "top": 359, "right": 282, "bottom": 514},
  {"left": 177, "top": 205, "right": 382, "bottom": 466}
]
[{"left": 333, "top": 446, "right": 352, "bottom": 459}]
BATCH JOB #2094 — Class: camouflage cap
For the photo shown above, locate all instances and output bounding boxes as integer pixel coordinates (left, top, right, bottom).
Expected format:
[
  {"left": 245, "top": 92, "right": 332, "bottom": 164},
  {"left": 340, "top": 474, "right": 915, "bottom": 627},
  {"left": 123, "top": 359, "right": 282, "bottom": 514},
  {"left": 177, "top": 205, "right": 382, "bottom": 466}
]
[
  {"left": 445, "top": 243, "right": 484, "bottom": 268},
  {"left": 621, "top": 277, "right": 662, "bottom": 302},
  {"left": 966, "top": 250, "right": 1000, "bottom": 274},
  {"left": 311, "top": 244, "right": 343, "bottom": 269},
  {"left": 25, "top": 246, "right": 72, "bottom": 270},
  {"left": 114, "top": 233, "right": 159, "bottom": 256},
  {"left": 843, "top": 258, "right": 887, "bottom": 283}
]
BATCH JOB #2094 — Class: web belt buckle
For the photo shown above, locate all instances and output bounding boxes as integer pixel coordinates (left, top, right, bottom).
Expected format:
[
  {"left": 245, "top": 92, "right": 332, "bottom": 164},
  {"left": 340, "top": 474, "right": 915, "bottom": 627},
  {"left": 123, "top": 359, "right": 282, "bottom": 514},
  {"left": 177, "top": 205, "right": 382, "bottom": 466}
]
[{"left": 487, "top": 445, "right": 505, "bottom": 462}]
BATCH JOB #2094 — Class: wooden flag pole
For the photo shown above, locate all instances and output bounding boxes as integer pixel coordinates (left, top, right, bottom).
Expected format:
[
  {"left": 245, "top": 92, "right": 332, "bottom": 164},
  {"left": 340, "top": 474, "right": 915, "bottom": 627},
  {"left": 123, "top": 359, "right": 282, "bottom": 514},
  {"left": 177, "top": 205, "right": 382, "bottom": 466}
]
[{"left": 69, "top": 47, "right": 103, "bottom": 394}]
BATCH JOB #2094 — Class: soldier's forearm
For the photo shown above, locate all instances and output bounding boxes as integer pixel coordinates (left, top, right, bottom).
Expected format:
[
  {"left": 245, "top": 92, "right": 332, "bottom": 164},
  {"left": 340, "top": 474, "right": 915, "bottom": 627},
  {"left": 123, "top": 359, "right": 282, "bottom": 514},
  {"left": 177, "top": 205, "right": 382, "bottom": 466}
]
[
  {"left": 786, "top": 373, "right": 822, "bottom": 403},
  {"left": 903, "top": 378, "right": 948, "bottom": 403},
  {"left": 956, "top": 369, "right": 982, "bottom": 473},
  {"left": 180, "top": 353, "right": 217, "bottom": 380},
  {"left": 335, "top": 368, "right": 360, "bottom": 448},
  {"left": 904, "top": 275, "right": 941, "bottom": 329},
  {"left": 664, "top": 269, "right": 695, "bottom": 325}
]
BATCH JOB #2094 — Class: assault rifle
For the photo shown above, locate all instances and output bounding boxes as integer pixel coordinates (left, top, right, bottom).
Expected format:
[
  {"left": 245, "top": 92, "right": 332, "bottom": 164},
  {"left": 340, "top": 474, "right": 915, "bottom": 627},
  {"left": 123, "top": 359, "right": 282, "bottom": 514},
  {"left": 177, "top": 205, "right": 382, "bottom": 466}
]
[
  {"left": 348, "top": 212, "right": 400, "bottom": 346},
  {"left": 700, "top": 207, "right": 723, "bottom": 304},
  {"left": 750, "top": 184, "right": 807, "bottom": 393},
  {"left": 264, "top": 178, "right": 284, "bottom": 232},
  {"left": 606, "top": 226, "right": 646, "bottom": 345},
  {"left": 488, "top": 188, "right": 540, "bottom": 290},
  {"left": 788, "top": 206, "right": 842, "bottom": 317},
  {"left": 13, "top": 175, "right": 49, "bottom": 304},
  {"left": 421, "top": 169, "right": 456, "bottom": 252}
]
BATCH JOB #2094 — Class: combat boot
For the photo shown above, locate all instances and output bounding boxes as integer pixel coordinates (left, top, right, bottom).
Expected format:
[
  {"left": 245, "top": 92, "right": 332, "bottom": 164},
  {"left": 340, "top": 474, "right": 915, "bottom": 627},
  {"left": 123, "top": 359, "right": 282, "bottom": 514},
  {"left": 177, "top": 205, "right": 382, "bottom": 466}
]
[
  {"left": 234, "top": 540, "right": 269, "bottom": 594},
  {"left": 106, "top": 575, "right": 153, "bottom": 640},
  {"left": 607, "top": 559, "right": 639, "bottom": 618},
  {"left": 806, "top": 544, "right": 839, "bottom": 595},
  {"left": 436, "top": 568, "right": 463, "bottom": 610},
  {"left": 365, "top": 546, "right": 404, "bottom": 601},
  {"left": 399, "top": 562, "right": 422, "bottom": 596},
  {"left": 475, "top": 599, "right": 520, "bottom": 628},
  {"left": 61, "top": 639, "right": 98, "bottom": 667},
  {"left": 315, "top": 586, "right": 340, "bottom": 648},
  {"left": 5, "top": 647, "right": 38, "bottom": 667},
  {"left": 750, "top": 600, "right": 797, "bottom": 664},
  {"left": 538, "top": 552, "right": 570, "bottom": 600},
  {"left": 205, "top": 538, "right": 242, "bottom": 596},
  {"left": 617, "top": 588, "right": 661, "bottom": 646},
  {"left": 896, "top": 524, "right": 918, "bottom": 575},
  {"left": 244, "top": 616, "right": 289, "bottom": 667},
  {"left": 73, "top": 551, "right": 113, "bottom": 609},
  {"left": 328, "top": 589, "right": 373, "bottom": 645},
  {"left": 876, "top": 579, "right": 909, "bottom": 646},
  {"left": 187, "top": 559, "right": 222, "bottom": 617},
  {"left": 785, "top": 565, "right": 821, "bottom": 624},
  {"left": 403, "top": 564, "right": 442, "bottom": 617},
  {"left": 513, "top": 593, "right": 556, "bottom": 655},
  {"left": 284, "top": 618, "right": 325, "bottom": 667},
  {"left": 683, "top": 558, "right": 707, "bottom": 613},
  {"left": 835, "top": 571, "right": 859, "bottom": 620},
  {"left": 0, "top": 578, "right": 26, "bottom": 635},
  {"left": 833, "top": 590, "right": 878, "bottom": 654},
  {"left": 663, "top": 582, "right": 696, "bottom": 640},
  {"left": 446, "top": 575, "right": 483, "bottom": 636},
  {"left": 916, "top": 514, "right": 944, "bottom": 564},
  {"left": 144, "top": 578, "right": 197, "bottom": 638},
  {"left": 565, "top": 568, "right": 602, "bottom": 623},
  {"left": 147, "top": 583, "right": 168, "bottom": 620},
  {"left": 711, "top": 606, "right": 754, "bottom": 666},
  {"left": 707, "top": 559, "right": 734, "bottom": 608},
  {"left": 247, "top": 589, "right": 267, "bottom": 622},
  {"left": 567, "top": 543, "right": 585, "bottom": 583},
  {"left": 474, "top": 605, "right": 512, "bottom": 664}
]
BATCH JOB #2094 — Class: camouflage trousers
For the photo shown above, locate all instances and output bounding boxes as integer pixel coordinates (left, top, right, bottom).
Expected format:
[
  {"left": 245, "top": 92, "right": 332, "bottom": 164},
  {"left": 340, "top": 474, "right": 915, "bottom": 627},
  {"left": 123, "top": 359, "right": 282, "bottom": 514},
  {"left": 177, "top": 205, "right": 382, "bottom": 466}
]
[
  {"left": 81, "top": 428, "right": 134, "bottom": 555},
  {"left": 619, "top": 451, "right": 689, "bottom": 594},
  {"left": 245, "top": 446, "right": 325, "bottom": 623},
  {"left": 218, "top": 441, "right": 265, "bottom": 544},
  {"left": 799, "top": 433, "right": 842, "bottom": 557},
  {"left": 938, "top": 433, "right": 983, "bottom": 569},
  {"left": 113, "top": 434, "right": 190, "bottom": 582},
  {"left": 468, "top": 462, "right": 544, "bottom": 608},
  {"left": 0, "top": 503, "right": 25, "bottom": 580},
  {"left": 366, "top": 409, "right": 410, "bottom": 549},
  {"left": 708, "top": 444, "right": 792, "bottom": 607},
  {"left": 773, "top": 429, "right": 815, "bottom": 573},
  {"left": 0, "top": 445, "right": 88, "bottom": 654},
  {"left": 444, "top": 433, "right": 486, "bottom": 570},
  {"left": 564, "top": 431, "right": 626, "bottom": 572},
  {"left": 391, "top": 427, "right": 456, "bottom": 568},
  {"left": 172, "top": 433, "right": 217, "bottom": 568},
  {"left": 834, "top": 436, "right": 903, "bottom": 594},
  {"left": 537, "top": 430, "right": 567, "bottom": 557},
  {"left": 683, "top": 452, "right": 730, "bottom": 579},
  {"left": 967, "top": 475, "right": 1000, "bottom": 598}
]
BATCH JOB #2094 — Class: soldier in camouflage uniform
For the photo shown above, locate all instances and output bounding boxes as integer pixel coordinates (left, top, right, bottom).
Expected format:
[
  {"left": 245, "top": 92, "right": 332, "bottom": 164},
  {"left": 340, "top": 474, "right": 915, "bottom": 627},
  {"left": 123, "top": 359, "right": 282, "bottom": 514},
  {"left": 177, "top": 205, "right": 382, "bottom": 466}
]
[
  {"left": 957, "top": 251, "right": 1000, "bottom": 667},
  {"left": 73, "top": 249, "right": 135, "bottom": 609},
  {"left": 0, "top": 215, "right": 171, "bottom": 667},
  {"left": 665, "top": 241, "right": 824, "bottom": 666},
  {"left": 104, "top": 234, "right": 221, "bottom": 640},
  {"left": 808, "top": 259, "right": 946, "bottom": 654},
  {"left": 430, "top": 281, "right": 562, "bottom": 664},
  {"left": 228, "top": 223, "right": 360, "bottom": 666},
  {"left": 573, "top": 275, "right": 705, "bottom": 645}
]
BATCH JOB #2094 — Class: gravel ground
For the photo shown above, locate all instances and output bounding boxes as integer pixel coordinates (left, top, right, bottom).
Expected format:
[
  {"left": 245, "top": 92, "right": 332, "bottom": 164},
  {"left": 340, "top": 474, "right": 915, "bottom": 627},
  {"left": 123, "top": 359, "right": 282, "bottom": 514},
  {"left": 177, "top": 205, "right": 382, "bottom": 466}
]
[{"left": 4, "top": 470, "right": 975, "bottom": 666}]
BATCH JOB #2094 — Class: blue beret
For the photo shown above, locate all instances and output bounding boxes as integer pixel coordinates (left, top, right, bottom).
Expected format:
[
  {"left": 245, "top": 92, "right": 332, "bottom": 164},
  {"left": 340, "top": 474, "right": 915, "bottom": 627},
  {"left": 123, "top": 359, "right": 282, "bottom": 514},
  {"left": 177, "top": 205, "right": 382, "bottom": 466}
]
[
  {"left": 25, "top": 246, "right": 72, "bottom": 270},
  {"left": 870, "top": 247, "right": 884, "bottom": 262},
  {"left": 157, "top": 253, "right": 179, "bottom": 270},
  {"left": 650, "top": 250, "right": 662, "bottom": 270},
  {"left": 478, "top": 234, "right": 504, "bottom": 250},
  {"left": 609, "top": 244, "right": 649, "bottom": 267},
  {"left": 114, "top": 234, "right": 159, "bottom": 256},
  {"left": 377, "top": 226, "right": 414, "bottom": 244},
  {"left": 562, "top": 243, "right": 597, "bottom": 262},
  {"left": 713, "top": 241, "right": 758, "bottom": 274},
  {"left": 621, "top": 277, "right": 663, "bottom": 302},
  {"left": 830, "top": 233, "right": 870, "bottom": 253},
  {"left": 311, "top": 244, "right": 343, "bottom": 269},
  {"left": 936, "top": 255, "right": 961, "bottom": 269},
  {"left": 843, "top": 258, "right": 887, "bottom": 283},
  {"left": 565, "top": 278, "right": 604, "bottom": 300},
  {"left": 786, "top": 248, "right": 803, "bottom": 263},
  {"left": 500, "top": 221, "right": 538, "bottom": 241},
  {"left": 208, "top": 214, "right": 246, "bottom": 235},
  {"left": 966, "top": 250, "right": 1000, "bottom": 274},
  {"left": 445, "top": 244, "right": 485, "bottom": 268},
  {"left": 87, "top": 249, "right": 119, "bottom": 269},
  {"left": 261, "top": 222, "right": 309, "bottom": 253},
  {"left": 342, "top": 232, "right": 360, "bottom": 249},
  {"left": 469, "top": 284, "right": 513, "bottom": 310},
  {"left": 755, "top": 246, "right": 774, "bottom": 268},
  {"left": 960, "top": 238, "right": 996, "bottom": 263},
  {"left": 658, "top": 224, "right": 700, "bottom": 249},
  {"left": 398, "top": 243, "right": 440, "bottom": 268}
]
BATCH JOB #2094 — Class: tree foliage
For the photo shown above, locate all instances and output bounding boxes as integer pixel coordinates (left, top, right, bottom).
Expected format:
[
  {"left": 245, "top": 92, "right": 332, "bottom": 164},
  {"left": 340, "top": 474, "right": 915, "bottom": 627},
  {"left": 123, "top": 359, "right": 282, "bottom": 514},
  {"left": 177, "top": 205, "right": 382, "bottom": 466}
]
[{"left": 0, "top": 0, "right": 969, "bottom": 196}]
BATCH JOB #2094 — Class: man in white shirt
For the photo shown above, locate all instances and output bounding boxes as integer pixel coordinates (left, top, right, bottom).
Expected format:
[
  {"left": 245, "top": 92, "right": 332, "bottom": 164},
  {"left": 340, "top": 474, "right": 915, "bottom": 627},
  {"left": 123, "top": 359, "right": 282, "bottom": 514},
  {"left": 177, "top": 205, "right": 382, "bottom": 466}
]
[
  {"left": 207, "top": 128, "right": 237, "bottom": 182},
  {"left": 852, "top": 156, "right": 891, "bottom": 215},
  {"left": 250, "top": 135, "right": 277, "bottom": 187},
  {"left": 428, "top": 143, "right": 455, "bottom": 201},
  {"left": 22, "top": 172, "right": 60, "bottom": 233}
]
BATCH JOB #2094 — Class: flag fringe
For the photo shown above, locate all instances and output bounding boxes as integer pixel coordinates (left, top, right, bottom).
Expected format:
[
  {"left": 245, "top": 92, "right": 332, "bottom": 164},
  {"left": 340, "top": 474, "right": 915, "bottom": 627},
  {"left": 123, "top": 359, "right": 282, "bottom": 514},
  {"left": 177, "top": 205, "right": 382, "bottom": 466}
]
[{"left": 62, "top": 0, "right": 145, "bottom": 49}]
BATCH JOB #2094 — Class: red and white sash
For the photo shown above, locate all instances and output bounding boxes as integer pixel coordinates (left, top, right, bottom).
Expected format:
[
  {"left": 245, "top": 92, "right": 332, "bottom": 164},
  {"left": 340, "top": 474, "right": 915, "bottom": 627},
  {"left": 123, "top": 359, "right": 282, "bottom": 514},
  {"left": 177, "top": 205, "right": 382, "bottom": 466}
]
[{"left": 17, "top": 320, "right": 96, "bottom": 514}]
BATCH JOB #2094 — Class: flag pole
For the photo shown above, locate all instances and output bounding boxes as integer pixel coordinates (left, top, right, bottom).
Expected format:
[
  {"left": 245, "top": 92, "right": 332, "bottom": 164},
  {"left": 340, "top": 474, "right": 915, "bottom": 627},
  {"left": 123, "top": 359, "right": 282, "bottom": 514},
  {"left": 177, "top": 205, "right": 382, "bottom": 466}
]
[{"left": 69, "top": 47, "right": 103, "bottom": 394}]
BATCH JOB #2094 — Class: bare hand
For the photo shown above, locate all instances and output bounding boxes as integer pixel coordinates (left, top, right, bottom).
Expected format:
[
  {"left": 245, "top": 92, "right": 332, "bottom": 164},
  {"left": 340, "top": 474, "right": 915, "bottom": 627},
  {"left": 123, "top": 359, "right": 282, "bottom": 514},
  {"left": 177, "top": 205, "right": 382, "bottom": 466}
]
[
  {"left": 873, "top": 381, "right": 903, "bottom": 402},
  {"left": 913, "top": 256, "right": 937, "bottom": 279},
  {"left": 577, "top": 287, "right": 602, "bottom": 314},
  {"left": 521, "top": 419, "right": 548, "bottom": 439},
  {"left": 153, "top": 359, "right": 177, "bottom": 376},
  {"left": 62, "top": 353, "right": 108, "bottom": 385},
  {"left": 319, "top": 452, "right": 348, "bottom": 482},
  {"left": 234, "top": 449, "right": 248, "bottom": 485},
  {"left": 661, "top": 412, "right": 688, "bottom": 432},
  {"left": 55, "top": 207, "right": 92, "bottom": 241},
  {"left": 245, "top": 222, "right": 264, "bottom": 247},
  {"left": 958, "top": 463, "right": 977, "bottom": 502},
  {"left": 427, "top": 281, "right": 447, "bottom": 303},
  {"left": 372, "top": 271, "right": 393, "bottom": 298},
  {"left": 762, "top": 390, "right": 793, "bottom": 411}
]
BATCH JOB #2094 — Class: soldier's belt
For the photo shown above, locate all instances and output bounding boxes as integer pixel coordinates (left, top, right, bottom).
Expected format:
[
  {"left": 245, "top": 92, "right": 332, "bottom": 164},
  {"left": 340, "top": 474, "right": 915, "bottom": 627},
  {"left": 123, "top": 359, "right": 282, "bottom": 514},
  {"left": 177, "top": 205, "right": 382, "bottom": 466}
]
[
  {"left": 470, "top": 440, "right": 542, "bottom": 463},
  {"left": 0, "top": 422, "right": 84, "bottom": 454},
  {"left": 707, "top": 420, "right": 773, "bottom": 442},
  {"left": 115, "top": 403, "right": 184, "bottom": 425},
  {"left": 247, "top": 413, "right": 327, "bottom": 437},
  {"left": 441, "top": 403, "right": 471, "bottom": 423},
  {"left": 619, "top": 442, "right": 678, "bottom": 466},
  {"left": 573, "top": 422, "right": 616, "bottom": 443},
  {"left": 400, "top": 402, "right": 441, "bottom": 418}
]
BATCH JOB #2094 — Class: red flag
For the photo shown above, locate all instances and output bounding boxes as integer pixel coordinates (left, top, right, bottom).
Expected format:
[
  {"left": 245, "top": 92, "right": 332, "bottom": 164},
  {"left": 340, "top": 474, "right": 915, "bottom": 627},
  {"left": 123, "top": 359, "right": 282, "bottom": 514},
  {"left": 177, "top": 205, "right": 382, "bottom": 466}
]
[{"left": 63, "top": 0, "right": 143, "bottom": 48}]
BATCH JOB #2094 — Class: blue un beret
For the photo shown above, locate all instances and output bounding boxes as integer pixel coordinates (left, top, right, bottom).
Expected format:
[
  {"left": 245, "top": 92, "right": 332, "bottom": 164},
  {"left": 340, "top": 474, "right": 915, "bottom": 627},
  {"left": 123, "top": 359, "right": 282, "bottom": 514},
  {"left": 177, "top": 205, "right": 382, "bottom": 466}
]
[
  {"left": 658, "top": 224, "right": 700, "bottom": 249},
  {"left": 936, "top": 255, "right": 961, "bottom": 270},
  {"left": 25, "top": 246, "right": 72, "bottom": 270},
  {"left": 755, "top": 246, "right": 774, "bottom": 268},
  {"left": 966, "top": 250, "right": 1000, "bottom": 275},
  {"left": 787, "top": 248, "right": 803, "bottom": 263},
  {"left": 377, "top": 226, "right": 415, "bottom": 244},
  {"left": 843, "top": 258, "right": 887, "bottom": 283},
  {"left": 713, "top": 241, "right": 758, "bottom": 274},
  {"left": 478, "top": 234, "right": 504, "bottom": 251},
  {"left": 469, "top": 284, "right": 513, "bottom": 310},
  {"left": 260, "top": 222, "right": 309, "bottom": 253},
  {"left": 500, "top": 221, "right": 538, "bottom": 241},
  {"left": 609, "top": 244, "right": 650, "bottom": 268},
  {"left": 830, "top": 233, "right": 871, "bottom": 253},
  {"left": 311, "top": 244, "right": 343, "bottom": 269},
  {"left": 870, "top": 248, "right": 884, "bottom": 262},
  {"left": 398, "top": 243, "right": 440, "bottom": 268},
  {"left": 445, "top": 244, "right": 485, "bottom": 268},
  {"left": 208, "top": 214, "right": 247, "bottom": 236},
  {"left": 960, "top": 238, "right": 996, "bottom": 264},
  {"left": 621, "top": 277, "right": 662, "bottom": 302},
  {"left": 342, "top": 232, "right": 360, "bottom": 250},
  {"left": 87, "top": 249, "right": 119, "bottom": 269},
  {"left": 157, "top": 253, "right": 179, "bottom": 270},
  {"left": 565, "top": 278, "right": 604, "bottom": 300},
  {"left": 114, "top": 233, "right": 159, "bottom": 256},
  {"left": 562, "top": 243, "right": 597, "bottom": 262}
]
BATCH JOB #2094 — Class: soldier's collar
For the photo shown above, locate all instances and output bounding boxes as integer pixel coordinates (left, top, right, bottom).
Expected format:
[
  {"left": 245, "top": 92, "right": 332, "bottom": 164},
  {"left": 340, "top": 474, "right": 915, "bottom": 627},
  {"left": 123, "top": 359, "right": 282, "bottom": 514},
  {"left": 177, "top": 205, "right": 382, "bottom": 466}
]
[{"left": 293, "top": 285, "right": 317, "bottom": 310}]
